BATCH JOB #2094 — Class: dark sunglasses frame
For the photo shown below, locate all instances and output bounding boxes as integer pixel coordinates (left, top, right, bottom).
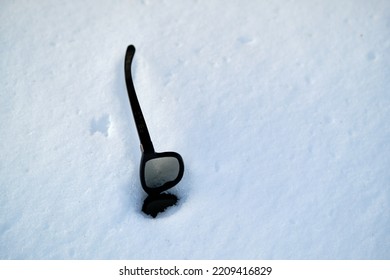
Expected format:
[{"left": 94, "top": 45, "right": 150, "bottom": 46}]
[{"left": 124, "top": 45, "right": 184, "bottom": 195}]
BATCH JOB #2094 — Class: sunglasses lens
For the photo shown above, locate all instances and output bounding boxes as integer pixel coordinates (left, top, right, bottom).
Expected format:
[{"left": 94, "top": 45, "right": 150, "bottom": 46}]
[{"left": 144, "top": 156, "right": 181, "bottom": 188}]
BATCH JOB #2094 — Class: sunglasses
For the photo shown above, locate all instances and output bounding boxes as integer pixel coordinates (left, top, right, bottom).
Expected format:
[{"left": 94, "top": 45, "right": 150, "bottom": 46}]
[{"left": 124, "top": 45, "right": 185, "bottom": 196}]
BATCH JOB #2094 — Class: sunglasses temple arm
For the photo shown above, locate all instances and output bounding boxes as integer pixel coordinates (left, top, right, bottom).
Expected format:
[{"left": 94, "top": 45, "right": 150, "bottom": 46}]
[{"left": 124, "top": 45, "right": 155, "bottom": 154}]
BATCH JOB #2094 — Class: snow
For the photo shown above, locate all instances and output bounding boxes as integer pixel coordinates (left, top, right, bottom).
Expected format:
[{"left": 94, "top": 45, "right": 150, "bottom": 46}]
[{"left": 1, "top": 0, "right": 389, "bottom": 259}]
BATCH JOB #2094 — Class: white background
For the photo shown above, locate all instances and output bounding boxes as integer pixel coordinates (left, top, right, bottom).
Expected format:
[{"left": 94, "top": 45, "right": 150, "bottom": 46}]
[
  {"left": 1, "top": 0, "right": 389, "bottom": 259},
  {"left": 1, "top": 261, "right": 390, "bottom": 280}
]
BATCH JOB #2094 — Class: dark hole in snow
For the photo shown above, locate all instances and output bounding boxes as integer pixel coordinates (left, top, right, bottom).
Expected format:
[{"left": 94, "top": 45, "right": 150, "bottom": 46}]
[{"left": 142, "top": 193, "right": 178, "bottom": 218}]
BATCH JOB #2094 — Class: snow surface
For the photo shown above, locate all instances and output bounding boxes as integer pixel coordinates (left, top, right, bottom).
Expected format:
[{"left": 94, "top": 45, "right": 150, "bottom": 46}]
[{"left": 1, "top": 0, "right": 389, "bottom": 259}]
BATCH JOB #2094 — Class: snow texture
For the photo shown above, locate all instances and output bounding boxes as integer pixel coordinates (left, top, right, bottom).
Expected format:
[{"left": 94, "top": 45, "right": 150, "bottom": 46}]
[{"left": 1, "top": 0, "right": 389, "bottom": 259}]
